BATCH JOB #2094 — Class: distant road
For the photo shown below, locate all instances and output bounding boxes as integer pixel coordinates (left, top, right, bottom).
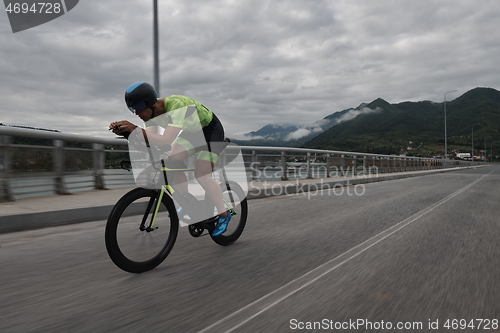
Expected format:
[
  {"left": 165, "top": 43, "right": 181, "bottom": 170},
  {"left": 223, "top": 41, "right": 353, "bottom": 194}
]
[{"left": 1, "top": 166, "right": 499, "bottom": 332}]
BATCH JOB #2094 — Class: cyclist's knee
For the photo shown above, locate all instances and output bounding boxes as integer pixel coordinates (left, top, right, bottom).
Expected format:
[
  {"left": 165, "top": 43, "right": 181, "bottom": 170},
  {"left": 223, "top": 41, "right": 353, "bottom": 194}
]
[{"left": 169, "top": 143, "right": 189, "bottom": 160}]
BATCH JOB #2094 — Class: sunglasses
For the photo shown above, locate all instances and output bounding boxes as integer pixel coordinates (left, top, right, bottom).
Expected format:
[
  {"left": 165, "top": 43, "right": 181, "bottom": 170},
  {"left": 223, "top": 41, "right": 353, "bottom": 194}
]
[{"left": 128, "top": 101, "right": 149, "bottom": 114}]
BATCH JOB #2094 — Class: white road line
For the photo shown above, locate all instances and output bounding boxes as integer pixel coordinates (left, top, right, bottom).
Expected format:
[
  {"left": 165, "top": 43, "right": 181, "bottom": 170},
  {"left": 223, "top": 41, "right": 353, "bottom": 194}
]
[{"left": 198, "top": 168, "right": 495, "bottom": 333}]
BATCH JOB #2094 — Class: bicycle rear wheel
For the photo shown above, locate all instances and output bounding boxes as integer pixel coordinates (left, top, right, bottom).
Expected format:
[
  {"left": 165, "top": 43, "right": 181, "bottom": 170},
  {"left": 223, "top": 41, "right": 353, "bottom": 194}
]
[
  {"left": 209, "top": 181, "right": 248, "bottom": 246},
  {"left": 105, "top": 187, "right": 179, "bottom": 273}
]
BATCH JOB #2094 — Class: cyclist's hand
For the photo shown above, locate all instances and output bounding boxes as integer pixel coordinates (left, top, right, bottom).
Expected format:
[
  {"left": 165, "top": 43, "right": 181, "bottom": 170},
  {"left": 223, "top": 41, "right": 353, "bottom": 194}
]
[{"left": 109, "top": 121, "right": 137, "bottom": 135}]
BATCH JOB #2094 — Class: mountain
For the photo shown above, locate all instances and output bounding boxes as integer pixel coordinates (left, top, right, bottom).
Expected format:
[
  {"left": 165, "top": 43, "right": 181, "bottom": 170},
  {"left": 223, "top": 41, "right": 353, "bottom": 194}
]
[
  {"left": 231, "top": 87, "right": 500, "bottom": 158},
  {"left": 304, "top": 87, "right": 500, "bottom": 157},
  {"left": 233, "top": 104, "right": 368, "bottom": 147},
  {"left": 245, "top": 124, "right": 300, "bottom": 138}
]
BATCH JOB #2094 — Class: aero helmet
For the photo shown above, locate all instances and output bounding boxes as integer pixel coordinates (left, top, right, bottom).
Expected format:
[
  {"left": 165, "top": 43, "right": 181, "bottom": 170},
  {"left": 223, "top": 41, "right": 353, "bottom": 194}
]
[{"left": 124, "top": 82, "right": 158, "bottom": 114}]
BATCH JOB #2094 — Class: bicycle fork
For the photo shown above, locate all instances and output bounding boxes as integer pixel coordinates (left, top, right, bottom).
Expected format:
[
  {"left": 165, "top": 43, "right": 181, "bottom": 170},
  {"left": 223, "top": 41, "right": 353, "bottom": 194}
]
[{"left": 139, "top": 187, "right": 166, "bottom": 232}]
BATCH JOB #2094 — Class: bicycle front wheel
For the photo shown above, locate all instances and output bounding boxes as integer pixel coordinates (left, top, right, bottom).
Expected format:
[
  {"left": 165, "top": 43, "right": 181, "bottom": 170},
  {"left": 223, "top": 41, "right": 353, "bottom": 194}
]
[{"left": 105, "top": 187, "right": 179, "bottom": 273}]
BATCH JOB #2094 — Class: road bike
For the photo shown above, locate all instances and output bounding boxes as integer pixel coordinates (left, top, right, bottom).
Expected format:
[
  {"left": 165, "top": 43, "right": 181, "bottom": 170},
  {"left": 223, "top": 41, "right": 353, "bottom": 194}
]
[{"left": 104, "top": 137, "right": 248, "bottom": 273}]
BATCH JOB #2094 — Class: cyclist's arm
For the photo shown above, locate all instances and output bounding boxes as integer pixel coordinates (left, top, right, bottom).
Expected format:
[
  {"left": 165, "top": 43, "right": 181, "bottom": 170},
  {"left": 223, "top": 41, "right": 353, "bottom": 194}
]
[
  {"left": 142, "top": 125, "right": 181, "bottom": 148},
  {"left": 110, "top": 120, "right": 181, "bottom": 148}
]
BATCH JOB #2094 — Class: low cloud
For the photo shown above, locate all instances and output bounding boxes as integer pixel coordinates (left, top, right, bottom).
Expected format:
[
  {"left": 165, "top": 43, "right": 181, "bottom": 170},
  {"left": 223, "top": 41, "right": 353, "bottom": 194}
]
[
  {"left": 282, "top": 119, "right": 329, "bottom": 141},
  {"left": 285, "top": 128, "right": 313, "bottom": 140},
  {"left": 337, "top": 107, "right": 383, "bottom": 123},
  {"left": 283, "top": 107, "right": 382, "bottom": 141}
]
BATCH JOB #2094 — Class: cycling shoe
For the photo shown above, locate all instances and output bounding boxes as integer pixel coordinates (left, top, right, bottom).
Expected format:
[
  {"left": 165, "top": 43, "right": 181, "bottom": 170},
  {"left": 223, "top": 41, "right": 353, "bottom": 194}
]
[{"left": 211, "top": 212, "right": 232, "bottom": 236}]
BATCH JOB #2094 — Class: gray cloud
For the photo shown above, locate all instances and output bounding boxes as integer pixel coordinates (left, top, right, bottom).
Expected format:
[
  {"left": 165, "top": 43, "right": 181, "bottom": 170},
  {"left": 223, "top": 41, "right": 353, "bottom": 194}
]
[{"left": 1, "top": 0, "right": 500, "bottom": 138}]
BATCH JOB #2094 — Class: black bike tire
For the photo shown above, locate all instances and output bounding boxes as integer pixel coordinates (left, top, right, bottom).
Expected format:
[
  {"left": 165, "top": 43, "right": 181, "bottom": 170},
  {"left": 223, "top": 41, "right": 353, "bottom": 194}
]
[
  {"left": 105, "top": 187, "right": 179, "bottom": 273},
  {"left": 210, "top": 181, "right": 248, "bottom": 246}
]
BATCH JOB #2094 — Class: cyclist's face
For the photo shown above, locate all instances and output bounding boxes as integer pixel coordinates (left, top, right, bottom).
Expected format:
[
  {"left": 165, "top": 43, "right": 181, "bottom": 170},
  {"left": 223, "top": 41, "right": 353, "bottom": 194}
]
[{"left": 137, "top": 108, "right": 153, "bottom": 121}]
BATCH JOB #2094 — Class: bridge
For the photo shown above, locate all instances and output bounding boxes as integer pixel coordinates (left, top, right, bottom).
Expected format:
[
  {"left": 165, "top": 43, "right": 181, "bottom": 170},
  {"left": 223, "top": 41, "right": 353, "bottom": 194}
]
[{"left": 1, "top": 127, "right": 498, "bottom": 332}]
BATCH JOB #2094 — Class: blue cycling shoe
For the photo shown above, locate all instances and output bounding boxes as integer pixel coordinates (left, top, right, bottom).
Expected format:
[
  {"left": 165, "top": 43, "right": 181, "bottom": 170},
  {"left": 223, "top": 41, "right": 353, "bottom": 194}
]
[{"left": 211, "top": 212, "right": 232, "bottom": 236}]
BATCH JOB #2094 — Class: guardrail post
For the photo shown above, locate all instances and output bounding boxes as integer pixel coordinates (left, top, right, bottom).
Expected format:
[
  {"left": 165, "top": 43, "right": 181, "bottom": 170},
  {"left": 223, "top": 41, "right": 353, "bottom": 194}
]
[
  {"left": 281, "top": 151, "right": 288, "bottom": 181},
  {"left": 251, "top": 150, "right": 258, "bottom": 181},
  {"left": 341, "top": 154, "right": 346, "bottom": 176},
  {"left": 93, "top": 143, "right": 106, "bottom": 189},
  {"left": 215, "top": 151, "right": 226, "bottom": 183},
  {"left": 53, "top": 140, "right": 69, "bottom": 195},
  {"left": 306, "top": 152, "right": 312, "bottom": 179},
  {"left": 352, "top": 155, "right": 357, "bottom": 176},
  {"left": 0, "top": 135, "right": 15, "bottom": 202},
  {"left": 363, "top": 156, "right": 367, "bottom": 175},
  {"left": 326, "top": 153, "right": 331, "bottom": 177}
]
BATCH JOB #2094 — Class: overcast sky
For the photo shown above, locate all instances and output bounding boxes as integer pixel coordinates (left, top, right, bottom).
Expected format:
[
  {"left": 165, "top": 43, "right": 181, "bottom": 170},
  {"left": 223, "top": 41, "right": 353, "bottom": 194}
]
[{"left": 1, "top": 0, "right": 500, "bottom": 139}]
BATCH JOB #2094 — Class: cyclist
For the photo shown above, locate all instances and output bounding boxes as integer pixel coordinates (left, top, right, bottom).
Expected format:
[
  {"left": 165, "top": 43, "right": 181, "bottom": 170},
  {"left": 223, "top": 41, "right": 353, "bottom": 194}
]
[{"left": 109, "top": 82, "right": 231, "bottom": 236}]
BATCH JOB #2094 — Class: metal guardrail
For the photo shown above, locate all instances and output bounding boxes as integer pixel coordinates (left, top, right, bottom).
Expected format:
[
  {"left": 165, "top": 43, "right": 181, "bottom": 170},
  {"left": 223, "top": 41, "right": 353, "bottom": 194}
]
[
  {"left": 239, "top": 145, "right": 479, "bottom": 181},
  {"left": 0, "top": 126, "right": 480, "bottom": 202}
]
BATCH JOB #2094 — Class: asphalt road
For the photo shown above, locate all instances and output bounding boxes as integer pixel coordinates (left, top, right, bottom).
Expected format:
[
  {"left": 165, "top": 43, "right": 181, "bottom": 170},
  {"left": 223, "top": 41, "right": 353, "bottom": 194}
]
[{"left": 1, "top": 166, "right": 499, "bottom": 333}]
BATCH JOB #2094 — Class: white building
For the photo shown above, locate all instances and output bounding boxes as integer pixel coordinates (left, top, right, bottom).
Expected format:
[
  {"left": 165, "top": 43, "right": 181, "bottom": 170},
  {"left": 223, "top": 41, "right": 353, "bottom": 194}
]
[{"left": 456, "top": 153, "right": 471, "bottom": 159}]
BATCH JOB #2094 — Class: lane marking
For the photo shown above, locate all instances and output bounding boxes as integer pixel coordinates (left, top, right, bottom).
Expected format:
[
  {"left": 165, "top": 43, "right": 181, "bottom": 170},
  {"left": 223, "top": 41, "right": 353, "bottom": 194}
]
[{"left": 198, "top": 168, "right": 495, "bottom": 333}]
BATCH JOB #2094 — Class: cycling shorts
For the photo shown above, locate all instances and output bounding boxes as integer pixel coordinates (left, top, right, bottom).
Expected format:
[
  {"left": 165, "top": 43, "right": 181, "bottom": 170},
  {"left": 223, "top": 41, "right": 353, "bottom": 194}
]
[{"left": 172, "top": 114, "right": 225, "bottom": 163}]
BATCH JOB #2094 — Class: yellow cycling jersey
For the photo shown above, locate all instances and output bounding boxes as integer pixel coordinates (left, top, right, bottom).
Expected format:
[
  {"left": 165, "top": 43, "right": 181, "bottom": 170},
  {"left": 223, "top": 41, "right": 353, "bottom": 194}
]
[{"left": 147, "top": 95, "right": 213, "bottom": 132}]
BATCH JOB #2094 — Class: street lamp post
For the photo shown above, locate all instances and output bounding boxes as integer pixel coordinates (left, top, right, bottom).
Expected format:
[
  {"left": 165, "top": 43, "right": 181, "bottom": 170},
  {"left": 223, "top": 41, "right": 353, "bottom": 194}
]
[
  {"left": 484, "top": 138, "right": 488, "bottom": 162},
  {"left": 491, "top": 142, "right": 493, "bottom": 163},
  {"left": 444, "top": 90, "right": 457, "bottom": 159},
  {"left": 472, "top": 123, "right": 480, "bottom": 161},
  {"left": 153, "top": 0, "right": 160, "bottom": 95}
]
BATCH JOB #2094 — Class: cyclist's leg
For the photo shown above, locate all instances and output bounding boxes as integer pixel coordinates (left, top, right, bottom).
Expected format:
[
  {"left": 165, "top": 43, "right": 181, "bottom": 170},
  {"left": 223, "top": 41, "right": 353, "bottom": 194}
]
[
  {"left": 169, "top": 137, "right": 194, "bottom": 193},
  {"left": 194, "top": 156, "right": 228, "bottom": 217},
  {"left": 196, "top": 114, "right": 228, "bottom": 217}
]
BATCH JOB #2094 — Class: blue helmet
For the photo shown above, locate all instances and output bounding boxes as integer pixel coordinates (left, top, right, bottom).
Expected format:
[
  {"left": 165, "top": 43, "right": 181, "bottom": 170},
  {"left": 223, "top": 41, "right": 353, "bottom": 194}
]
[{"left": 124, "top": 82, "right": 158, "bottom": 114}]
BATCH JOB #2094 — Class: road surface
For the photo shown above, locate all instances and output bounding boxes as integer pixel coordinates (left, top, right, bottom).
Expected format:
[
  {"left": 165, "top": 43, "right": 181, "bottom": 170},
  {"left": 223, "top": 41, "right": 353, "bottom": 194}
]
[{"left": 1, "top": 166, "right": 499, "bottom": 332}]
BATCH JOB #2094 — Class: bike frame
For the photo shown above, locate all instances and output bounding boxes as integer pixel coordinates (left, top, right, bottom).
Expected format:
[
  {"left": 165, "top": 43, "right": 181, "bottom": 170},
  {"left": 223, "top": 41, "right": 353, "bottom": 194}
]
[
  {"left": 141, "top": 158, "right": 236, "bottom": 232},
  {"left": 136, "top": 129, "right": 237, "bottom": 230}
]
